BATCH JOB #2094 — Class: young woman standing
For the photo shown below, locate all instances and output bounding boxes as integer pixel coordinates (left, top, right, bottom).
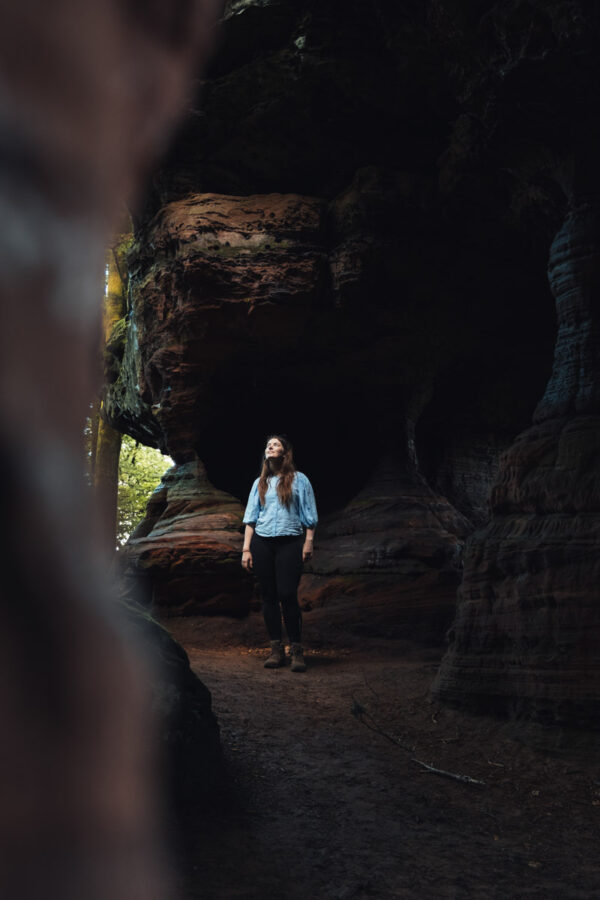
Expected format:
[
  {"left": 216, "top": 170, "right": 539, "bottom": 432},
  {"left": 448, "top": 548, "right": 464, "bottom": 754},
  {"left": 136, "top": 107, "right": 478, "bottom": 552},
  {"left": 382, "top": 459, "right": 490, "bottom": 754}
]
[{"left": 241, "top": 435, "right": 318, "bottom": 672}]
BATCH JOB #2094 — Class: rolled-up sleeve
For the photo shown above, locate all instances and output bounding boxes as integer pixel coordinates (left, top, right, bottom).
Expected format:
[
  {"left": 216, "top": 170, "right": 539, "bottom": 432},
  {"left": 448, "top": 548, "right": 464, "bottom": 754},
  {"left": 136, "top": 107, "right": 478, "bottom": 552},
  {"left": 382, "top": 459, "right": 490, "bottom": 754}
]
[
  {"left": 298, "top": 474, "right": 318, "bottom": 529},
  {"left": 243, "top": 479, "right": 260, "bottom": 524}
]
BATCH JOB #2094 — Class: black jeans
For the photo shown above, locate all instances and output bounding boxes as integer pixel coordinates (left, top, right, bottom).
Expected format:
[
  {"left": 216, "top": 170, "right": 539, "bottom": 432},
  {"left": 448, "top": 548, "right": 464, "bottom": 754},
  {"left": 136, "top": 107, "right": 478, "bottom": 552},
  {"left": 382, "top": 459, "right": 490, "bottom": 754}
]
[{"left": 250, "top": 533, "right": 304, "bottom": 643}]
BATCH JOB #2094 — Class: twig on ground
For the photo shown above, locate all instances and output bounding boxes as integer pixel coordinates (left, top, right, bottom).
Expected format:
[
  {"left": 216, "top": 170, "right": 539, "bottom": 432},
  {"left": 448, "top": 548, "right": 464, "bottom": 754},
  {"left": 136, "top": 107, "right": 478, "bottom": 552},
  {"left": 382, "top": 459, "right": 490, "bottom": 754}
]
[
  {"left": 351, "top": 697, "right": 485, "bottom": 787},
  {"left": 351, "top": 697, "right": 415, "bottom": 752},
  {"left": 411, "top": 758, "right": 486, "bottom": 786}
]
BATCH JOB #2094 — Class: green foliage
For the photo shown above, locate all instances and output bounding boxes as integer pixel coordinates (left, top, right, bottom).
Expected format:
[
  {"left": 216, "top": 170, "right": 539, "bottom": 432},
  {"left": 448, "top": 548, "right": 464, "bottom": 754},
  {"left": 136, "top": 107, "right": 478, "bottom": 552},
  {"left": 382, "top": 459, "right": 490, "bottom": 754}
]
[
  {"left": 83, "top": 412, "right": 171, "bottom": 547},
  {"left": 117, "top": 434, "right": 172, "bottom": 546},
  {"left": 83, "top": 414, "right": 94, "bottom": 487}
]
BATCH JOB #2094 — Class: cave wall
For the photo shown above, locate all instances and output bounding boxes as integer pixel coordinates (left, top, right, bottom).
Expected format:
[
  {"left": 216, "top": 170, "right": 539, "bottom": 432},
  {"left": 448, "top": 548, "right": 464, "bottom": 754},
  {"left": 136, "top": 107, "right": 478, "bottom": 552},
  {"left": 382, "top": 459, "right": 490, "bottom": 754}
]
[
  {"left": 426, "top": 0, "right": 600, "bottom": 731},
  {"left": 107, "top": 0, "right": 600, "bottom": 724},
  {"left": 432, "top": 199, "right": 600, "bottom": 732}
]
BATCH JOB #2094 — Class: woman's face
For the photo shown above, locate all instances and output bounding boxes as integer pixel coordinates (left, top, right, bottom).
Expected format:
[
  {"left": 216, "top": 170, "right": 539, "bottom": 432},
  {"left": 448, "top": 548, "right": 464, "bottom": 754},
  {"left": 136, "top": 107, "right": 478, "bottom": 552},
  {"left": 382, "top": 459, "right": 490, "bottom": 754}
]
[{"left": 265, "top": 437, "right": 285, "bottom": 459}]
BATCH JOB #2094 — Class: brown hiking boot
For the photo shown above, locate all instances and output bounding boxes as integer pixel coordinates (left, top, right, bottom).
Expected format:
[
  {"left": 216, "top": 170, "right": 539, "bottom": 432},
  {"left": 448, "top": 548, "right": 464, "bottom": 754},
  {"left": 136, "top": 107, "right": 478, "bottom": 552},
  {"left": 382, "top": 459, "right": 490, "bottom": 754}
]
[
  {"left": 264, "top": 640, "right": 285, "bottom": 668},
  {"left": 290, "top": 643, "right": 307, "bottom": 672}
]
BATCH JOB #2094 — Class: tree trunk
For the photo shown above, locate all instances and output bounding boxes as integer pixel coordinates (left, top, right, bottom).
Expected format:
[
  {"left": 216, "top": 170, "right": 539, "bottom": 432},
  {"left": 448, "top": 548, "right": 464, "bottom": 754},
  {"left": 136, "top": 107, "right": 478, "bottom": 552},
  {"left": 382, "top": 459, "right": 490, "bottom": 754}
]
[
  {"left": 93, "top": 222, "right": 131, "bottom": 552},
  {"left": 94, "top": 410, "right": 123, "bottom": 551}
]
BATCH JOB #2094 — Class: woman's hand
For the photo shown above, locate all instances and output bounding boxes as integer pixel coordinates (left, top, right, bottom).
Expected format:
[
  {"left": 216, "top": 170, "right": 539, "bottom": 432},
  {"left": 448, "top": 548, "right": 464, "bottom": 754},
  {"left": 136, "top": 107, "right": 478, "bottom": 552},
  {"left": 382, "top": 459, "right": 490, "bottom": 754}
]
[
  {"left": 241, "top": 550, "right": 253, "bottom": 570},
  {"left": 302, "top": 540, "right": 313, "bottom": 563}
]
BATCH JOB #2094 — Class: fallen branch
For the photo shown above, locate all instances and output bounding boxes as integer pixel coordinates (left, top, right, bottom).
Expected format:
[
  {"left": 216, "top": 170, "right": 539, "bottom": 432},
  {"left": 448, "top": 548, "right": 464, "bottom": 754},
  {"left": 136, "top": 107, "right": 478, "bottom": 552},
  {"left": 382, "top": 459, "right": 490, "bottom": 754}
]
[
  {"left": 351, "top": 698, "right": 485, "bottom": 787},
  {"left": 411, "top": 758, "right": 486, "bottom": 786},
  {"left": 351, "top": 698, "right": 415, "bottom": 752}
]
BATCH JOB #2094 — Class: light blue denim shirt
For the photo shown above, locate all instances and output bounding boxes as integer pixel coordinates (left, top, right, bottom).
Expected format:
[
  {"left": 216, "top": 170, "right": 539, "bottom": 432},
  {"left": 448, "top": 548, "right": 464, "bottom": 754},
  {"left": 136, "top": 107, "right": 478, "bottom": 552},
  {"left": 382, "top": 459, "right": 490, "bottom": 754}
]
[{"left": 243, "top": 471, "right": 318, "bottom": 537}]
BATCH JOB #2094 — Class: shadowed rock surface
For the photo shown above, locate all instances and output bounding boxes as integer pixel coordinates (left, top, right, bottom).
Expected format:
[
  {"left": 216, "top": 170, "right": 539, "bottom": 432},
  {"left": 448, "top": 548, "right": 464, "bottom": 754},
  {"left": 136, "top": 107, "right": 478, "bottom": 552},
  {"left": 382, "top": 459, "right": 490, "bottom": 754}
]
[
  {"left": 122, "top": 457, "right": 251, "bottom": 616},
  {"left": 112, "top": 163, "right": 552, "bottom": 639},
  {"left": 118, "top": 591, "right": 222, "bottom": 817},
  {"left": 430, "top": 3, "right": 600, "bottom": 730},
  {"left": 300, "top": 455, "right": 470, "bottom": 643},
  {"left": 433, "top": 201, "right": 600, "bottom": 730}
]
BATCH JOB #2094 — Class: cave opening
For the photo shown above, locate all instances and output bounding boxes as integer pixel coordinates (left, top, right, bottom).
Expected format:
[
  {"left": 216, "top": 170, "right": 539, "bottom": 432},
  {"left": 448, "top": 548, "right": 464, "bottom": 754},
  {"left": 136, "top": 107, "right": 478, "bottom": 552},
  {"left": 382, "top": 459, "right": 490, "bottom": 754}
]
[{"left": 197, "top": 374, "right": 377, "bottom": 515}]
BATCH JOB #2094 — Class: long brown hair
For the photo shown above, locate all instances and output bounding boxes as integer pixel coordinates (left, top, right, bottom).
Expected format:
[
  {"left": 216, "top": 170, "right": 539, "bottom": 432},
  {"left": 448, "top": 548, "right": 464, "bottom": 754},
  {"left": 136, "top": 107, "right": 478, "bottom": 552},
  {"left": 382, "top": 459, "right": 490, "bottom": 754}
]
[{"left": 258, "top": 434, "right": 296, "bottom": 508}]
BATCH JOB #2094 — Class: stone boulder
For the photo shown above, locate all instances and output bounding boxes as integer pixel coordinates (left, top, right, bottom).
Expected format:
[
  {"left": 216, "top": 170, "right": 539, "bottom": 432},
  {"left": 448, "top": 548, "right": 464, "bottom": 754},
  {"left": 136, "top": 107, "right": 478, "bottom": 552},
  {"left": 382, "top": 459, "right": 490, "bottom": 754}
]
[
  {"left": 118, "top": 589, "right": 222, "bottom": 818},
  {"left": 301, "top": 455, "right": 470, "bottom": 643},
  {"left": 121, "top": 457, "right": 250, "bottom": 617}
]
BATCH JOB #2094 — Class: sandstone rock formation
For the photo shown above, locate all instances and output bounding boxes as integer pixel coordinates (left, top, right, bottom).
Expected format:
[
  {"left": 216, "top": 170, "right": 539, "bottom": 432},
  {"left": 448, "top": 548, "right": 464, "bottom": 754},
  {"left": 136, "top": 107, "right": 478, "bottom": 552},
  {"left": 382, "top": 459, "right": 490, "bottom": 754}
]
[
  {"left": 106, "top": 191, "right": 327, "bottom": 459},
  {"left": 104, "top": 1, "right": 600, "bottom": 731},
  {"left": 432, "top": 200, "right": 600, "bottom": 732},
  {"left": 429, "top": 2, "right": 600, "bottom": 731},
  {"left": 111, "top": 162, "right": 552, "bottom": 637},
  {"left": 121, "top": 457, "right": 252, "bottom": 616},
  {"left": 300, "top": 455, "right": 470, "bottom": 643},
  {"left": 118, "top": 589, "right": 222, "bottom": 817}
]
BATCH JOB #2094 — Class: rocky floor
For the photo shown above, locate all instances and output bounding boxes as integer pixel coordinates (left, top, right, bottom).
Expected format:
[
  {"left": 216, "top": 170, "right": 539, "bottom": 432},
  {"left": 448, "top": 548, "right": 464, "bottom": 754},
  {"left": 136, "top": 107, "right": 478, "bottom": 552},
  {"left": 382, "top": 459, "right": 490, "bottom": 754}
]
[{"left": 170, "top": 638, "right": 600, "bottom": 899}]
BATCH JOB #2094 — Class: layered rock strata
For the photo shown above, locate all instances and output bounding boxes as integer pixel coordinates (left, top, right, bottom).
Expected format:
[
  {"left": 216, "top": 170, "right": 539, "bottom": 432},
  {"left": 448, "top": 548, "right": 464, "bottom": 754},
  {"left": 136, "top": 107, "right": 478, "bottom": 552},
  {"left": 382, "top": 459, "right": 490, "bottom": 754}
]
[
  {"left": 114, "top": 159, "right": 554, "bottom": 633},
  {"left": 121, "top": 457, "right": 250, "bottom": 616},
  {"left": 433, "top": 202, "right": 600, "bottom": 730},
  {"left": 300, "top": 455, "right": 471, "bottom": 643},
  {"left": 114, "top": 178, "right": 513, "bottom": 635},
  {"left": 108, "top": 192, "right": 327, "bottom": 459}
]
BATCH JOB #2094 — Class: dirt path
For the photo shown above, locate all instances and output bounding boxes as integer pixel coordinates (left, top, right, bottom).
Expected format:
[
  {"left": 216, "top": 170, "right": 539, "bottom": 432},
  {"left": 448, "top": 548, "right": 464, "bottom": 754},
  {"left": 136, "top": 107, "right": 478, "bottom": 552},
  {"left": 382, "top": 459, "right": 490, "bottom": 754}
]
[{"left": 175, "top": 644, "right": 599, "bottom": 900}]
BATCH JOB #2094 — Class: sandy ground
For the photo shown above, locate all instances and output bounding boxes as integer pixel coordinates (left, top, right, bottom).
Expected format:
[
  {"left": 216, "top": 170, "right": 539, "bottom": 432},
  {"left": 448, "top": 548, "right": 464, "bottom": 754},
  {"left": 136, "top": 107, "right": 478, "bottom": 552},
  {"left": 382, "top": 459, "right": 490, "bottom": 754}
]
[{"left": 169, "top": 637, "right": 600, "bottom": 900}]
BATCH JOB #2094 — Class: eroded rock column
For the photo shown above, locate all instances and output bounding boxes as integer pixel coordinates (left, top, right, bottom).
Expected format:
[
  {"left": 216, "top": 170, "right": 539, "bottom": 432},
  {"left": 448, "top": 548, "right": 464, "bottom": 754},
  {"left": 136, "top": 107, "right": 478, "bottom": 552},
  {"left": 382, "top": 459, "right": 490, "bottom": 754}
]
[
  {"left": 121, "top": 456, "right": 251, "bottom": 616},
  {"left": 433, "top": 201, "right": 600, "bottom": 732},
  {"left": 301, "top": 383, "right": 471, "bottom": 643}
]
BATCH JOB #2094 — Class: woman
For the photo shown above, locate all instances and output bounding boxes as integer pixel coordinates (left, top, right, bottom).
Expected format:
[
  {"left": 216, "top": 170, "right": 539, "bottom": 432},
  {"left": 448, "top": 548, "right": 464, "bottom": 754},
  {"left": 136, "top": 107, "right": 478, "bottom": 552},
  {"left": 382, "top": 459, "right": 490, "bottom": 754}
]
[{"left": 241, "top": 434, "right": 318, "bottom": 672}]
